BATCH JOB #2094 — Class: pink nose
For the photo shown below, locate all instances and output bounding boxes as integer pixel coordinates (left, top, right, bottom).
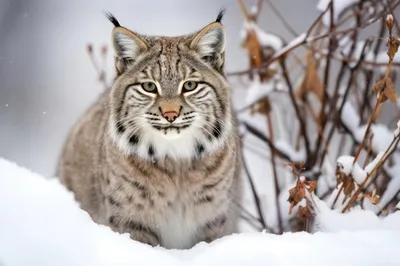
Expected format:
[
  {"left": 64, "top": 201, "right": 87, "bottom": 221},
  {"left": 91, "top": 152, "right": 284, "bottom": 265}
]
[{"left": 163, "top": 111, "right": 179, "bottom": 122}]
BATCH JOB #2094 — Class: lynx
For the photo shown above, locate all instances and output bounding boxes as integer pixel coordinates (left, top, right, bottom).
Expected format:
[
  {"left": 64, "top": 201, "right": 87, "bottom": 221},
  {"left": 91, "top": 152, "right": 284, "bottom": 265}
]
[{"left": 58, "top": 10, "right": 242, "bottom": 249}]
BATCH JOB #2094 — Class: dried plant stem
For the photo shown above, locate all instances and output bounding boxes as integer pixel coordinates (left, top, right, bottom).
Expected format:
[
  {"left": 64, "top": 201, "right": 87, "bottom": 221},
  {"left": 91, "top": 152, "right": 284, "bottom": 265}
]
[
  {"left": 331, "top": 184, "right": 344, "bottom": 209},
  {"left": 243, "top": 122, "right": 293, "bottom": 162},
  {"left": 352, "top": 93, "right": 384, "bottom": 165},
  {"left": 266, "top": 109, "right": 283, "bottom": 234},
  {"left": 228, "top": 7, "right": 395, "bottom": 77},
  {"left": 241, "top": 148, "right": 269, "bottom": 231},
  {"left": 363, "top": 134, "right": 374, "bottom": 168},
  {"left": 342, "top": 135, "right": 400, "bottom": 213},
  {"left": 279, "top": 59, "right": 311, "bottom": 160},
  {"left": 237, "top": 0, "right": 250, "bottom": 21},
  {"left": 87, "top": 46, "right": 109, "bottom": 90}
]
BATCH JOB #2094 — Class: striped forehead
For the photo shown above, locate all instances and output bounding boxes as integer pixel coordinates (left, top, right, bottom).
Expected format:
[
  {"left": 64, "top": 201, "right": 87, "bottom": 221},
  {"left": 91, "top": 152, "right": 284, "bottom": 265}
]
[{"left": 145, "top": 38, "right": 192, "bottom": 95}]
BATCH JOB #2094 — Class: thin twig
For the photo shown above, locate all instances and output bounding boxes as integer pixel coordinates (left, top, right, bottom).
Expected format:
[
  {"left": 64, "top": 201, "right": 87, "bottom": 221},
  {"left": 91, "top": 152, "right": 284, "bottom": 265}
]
[
  {"left": 279, "top": 59, "right": 312, "bottom": 162},
  {"left": 266, "top": 108, "right": 283, "bottom": 234},
  {"left": 241, "top": 148, "right": 269, "bottom": 231}
]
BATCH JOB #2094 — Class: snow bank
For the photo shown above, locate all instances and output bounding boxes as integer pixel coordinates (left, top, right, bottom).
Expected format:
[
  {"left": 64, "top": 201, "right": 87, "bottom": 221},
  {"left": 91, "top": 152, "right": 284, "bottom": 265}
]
[{"left": 1, "top": 158, "right": 400, "bottom": 266}]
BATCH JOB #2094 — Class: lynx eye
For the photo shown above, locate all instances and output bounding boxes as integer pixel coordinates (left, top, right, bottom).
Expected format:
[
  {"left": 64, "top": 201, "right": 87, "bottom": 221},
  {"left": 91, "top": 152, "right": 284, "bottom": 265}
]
[
  {"left": 182, "top": 81, "right": 198, "bottom": 92},
  {"left": 141, "top": 82, "right": 157, "bottom": 93}
]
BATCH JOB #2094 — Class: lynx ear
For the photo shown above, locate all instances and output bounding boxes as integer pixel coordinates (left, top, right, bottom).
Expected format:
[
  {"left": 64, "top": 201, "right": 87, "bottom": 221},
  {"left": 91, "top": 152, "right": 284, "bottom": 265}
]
[
  {"left": 190, "top": 22, "right": 226, "bottom": 61},
  {"left": 106, "top": 13, "right": 148, "bottom": 74},
  {"left": 111, "top": 27, "right": 148, "bottom": 60}
]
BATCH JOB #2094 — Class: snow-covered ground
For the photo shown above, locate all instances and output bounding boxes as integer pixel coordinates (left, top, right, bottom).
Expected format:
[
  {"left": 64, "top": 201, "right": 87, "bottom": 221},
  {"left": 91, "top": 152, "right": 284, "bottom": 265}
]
[{"left": 1, "top": 158, "right": 400, "bottom": 266}]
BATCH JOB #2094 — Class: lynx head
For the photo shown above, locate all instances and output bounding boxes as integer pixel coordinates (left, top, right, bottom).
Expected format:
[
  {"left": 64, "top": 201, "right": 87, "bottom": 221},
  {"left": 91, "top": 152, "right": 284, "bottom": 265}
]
[{"left": 107, "top": 10, "right": 233, "bottom": 161}]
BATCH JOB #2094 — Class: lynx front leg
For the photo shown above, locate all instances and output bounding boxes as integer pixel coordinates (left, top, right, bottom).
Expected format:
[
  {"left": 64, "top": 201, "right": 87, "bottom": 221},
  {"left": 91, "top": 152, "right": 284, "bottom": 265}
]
[
  {"left": 108, "top": 215, "right": 160, "bottom": 246},
  {"left": 200, "top": 214, "right": 231, "bottom": 243},
  {"left": 127, "top": 220, "right": 160, "bottom": 246}
]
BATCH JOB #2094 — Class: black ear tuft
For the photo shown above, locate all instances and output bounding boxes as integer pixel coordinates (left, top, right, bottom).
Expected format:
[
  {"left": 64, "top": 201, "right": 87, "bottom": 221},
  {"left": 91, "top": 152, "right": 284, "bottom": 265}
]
[
  {"left": 105, "top": 12, "right": 121, "bottom": 27},
  {"left": 215, "top": 8, "right": 226, "bottom": 23}
]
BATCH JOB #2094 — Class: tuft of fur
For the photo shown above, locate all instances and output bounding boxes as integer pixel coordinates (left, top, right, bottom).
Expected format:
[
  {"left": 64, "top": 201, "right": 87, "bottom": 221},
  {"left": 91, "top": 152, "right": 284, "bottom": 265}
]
[
  {"left": 215, "top": 8, "right": 226, "bottom": 23},
  {"left": 57, "top": 12, "right": 241, "bottom": 250},
  {"left": 105, "top": 12, "right": 120, "bottom": 27}
]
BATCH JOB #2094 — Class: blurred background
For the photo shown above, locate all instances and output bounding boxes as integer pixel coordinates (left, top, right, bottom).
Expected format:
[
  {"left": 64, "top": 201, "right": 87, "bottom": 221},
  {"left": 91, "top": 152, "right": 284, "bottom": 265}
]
[{"left": 0, "top": 0, "right": 318, "bottom": 177}]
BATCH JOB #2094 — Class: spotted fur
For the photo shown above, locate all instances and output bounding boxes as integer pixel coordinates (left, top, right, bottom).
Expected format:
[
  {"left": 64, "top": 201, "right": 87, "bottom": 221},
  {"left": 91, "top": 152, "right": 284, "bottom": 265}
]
[{"left": 57, "top": 10, "right": 242, "bottom": 249}]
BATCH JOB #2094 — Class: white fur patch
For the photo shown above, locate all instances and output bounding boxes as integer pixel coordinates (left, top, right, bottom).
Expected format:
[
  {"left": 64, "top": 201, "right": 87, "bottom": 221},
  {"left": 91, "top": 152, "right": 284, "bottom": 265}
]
[
  {"left": 108, "top": 114, "right": 229, "bottom": 160},
  {"left": 195, "top": 26, "right": 225, "bottom": 57},
  {"left": 114, "top": 31, "right": 141, "bottom": 59}
]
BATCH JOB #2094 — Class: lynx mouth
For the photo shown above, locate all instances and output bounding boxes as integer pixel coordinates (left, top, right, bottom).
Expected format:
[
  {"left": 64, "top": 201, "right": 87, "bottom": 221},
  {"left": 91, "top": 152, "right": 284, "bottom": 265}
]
[{"left": 151, "top": 124, "right": 191, "bottom": 135}]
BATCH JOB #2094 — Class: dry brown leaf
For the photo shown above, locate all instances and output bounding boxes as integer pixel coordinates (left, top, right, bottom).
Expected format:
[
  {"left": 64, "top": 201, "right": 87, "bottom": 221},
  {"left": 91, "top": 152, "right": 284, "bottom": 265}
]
[
  {"left": 297, "top": 205, "right": 312, "bottom": 219},
  {"left": 365, "top": 189, "right": 381, "bottom": 205},
  {"left": 373, "top": 77, "right": 399, "bottom": 103},
  {"left": 258, "top": 98, "right": 271, "bottom": 114},
  {"left": 295, "top": 51, "right": 324, "bottom": 102},
  {"left": 242, "top": 29, "right": 262, "bottom": 68},
  {"left": 288, "top": 183, "right": 306, "bottom": 215},
  {"left": 304, "top": 180, "right": 317, "bottom": 194},
  {"left": 387, "top": 37, "right": 400, "bottom": 61},
  {"left": 373, "top": 78, "right": 387, "bottom": 102},
  {"left": 383, "top": 77, "right": 398, "bottom": 102},
  {"left": 343, "top": 176, "right": 355, "bottom": 197}
]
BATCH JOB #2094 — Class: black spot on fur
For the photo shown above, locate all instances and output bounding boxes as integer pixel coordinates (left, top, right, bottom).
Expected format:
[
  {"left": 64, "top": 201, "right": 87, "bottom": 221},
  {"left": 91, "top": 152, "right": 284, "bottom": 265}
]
[
  {"left": 196, "top": 143, "right": 205, "bottom": 156},
  {"left": 116, "top": 122, "right": 125, "bottom": 133},
  {"left": 109, "top": 215, "right": 117, "bottom": 225},
  {"left": 120, "top": 175, "right": 147, "bottom": 192},
  {"left": 108, "top": 196, "right": 122, "bottom": 207},
  {"left": 141, "top": 191, "right": 150, "bottom": 200},
  {"left": 105, "top": 12, "right": 121, "bottom": 27},
  {"left": 195, "top": 195, "right": 214, "bottom": 205},
  {"left": 126, "top": 220, "right": 159, "bottom": 243},
  {"left": 215, "top": 8, "right": 226, "bottom": 23},
  {"left": 129, "top": 134, "right": 139, "bottom": 145},
  {"left": 202, "top": 178, "right": 223, "bottom": 191},
  {"left": 146, "top": 112, "right": 158, "bottom": 117},
  {"left": 205, "top": 215, "right": 226, "bottom": 230},
  {"left": 136, "top": 204, "right": 144, "bottom": 211},
  {"left": 132, "top": 181, "right": 146, "bottom": 191},
  {"left": 212, "top": 121, "right": 222, "bottom": 138},
  {"left": 148, "top": 144, "right": 155, "bottom": 157}
]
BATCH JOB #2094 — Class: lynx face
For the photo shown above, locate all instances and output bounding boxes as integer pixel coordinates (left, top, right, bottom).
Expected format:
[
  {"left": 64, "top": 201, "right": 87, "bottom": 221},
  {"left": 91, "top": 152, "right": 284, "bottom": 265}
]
[{"left": 108, "top": 14, "right": 233, "bottom": 160}]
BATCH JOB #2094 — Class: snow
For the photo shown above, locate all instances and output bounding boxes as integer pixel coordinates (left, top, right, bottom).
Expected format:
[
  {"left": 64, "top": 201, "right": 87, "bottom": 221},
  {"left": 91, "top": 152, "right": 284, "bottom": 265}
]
[
  {"left": 245, "top": 75, "right": 287, "bottom": 105},
  {"left": 241, "top": 22, "right": 284, "bottom": 51},
  {"left": 364, "top": 151, "right": 385, "bottom": 174},
  {"left": 336, "top": 155, "right": 355, "bottom": 175},
  {"left": 336, "top": 152, "right": 385, "bottom": 185},
  {"left": 355, "top": 124, "right": 394, "bottom": 153},
  {"left": 280, "top": 33, "right": 306, "bottom": 54},
  {"left": 317, "top": 0, "right": 360, "bottom": 26},
  {"left": 341, "top": 102, "right": 360, "bottom": 132},
  {"left": 313, "top": 197, "right": 400, "bottom": 232},
  {"left": 395, "top": 120, "right": 400, "bottom": 137},
  {"left": 245, "top": 76, "right": 275, "bottom": 105},
  {"left": 275, "top": 139, "right": 306, "bottom": 161},
  {"left": 1, "top": 158, "right": 400, "bottom": 266},
  {"left": 336, "top": 155, "right": 366, "bottom": 183}
]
